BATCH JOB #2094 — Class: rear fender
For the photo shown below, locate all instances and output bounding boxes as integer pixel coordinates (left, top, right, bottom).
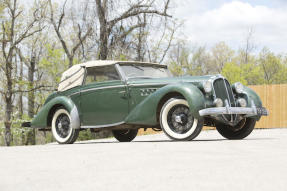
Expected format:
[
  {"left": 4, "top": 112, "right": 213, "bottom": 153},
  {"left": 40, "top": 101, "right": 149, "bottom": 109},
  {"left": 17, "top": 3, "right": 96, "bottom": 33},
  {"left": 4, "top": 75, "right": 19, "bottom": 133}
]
[{"left": 31, "top": 96, "right": 80, "bottom": 129}]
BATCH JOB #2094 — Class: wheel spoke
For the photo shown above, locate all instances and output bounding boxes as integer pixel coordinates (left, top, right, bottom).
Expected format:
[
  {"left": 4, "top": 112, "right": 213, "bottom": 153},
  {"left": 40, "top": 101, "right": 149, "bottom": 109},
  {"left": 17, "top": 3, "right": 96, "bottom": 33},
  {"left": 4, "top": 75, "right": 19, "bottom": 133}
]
[
  {"left": 167, "top": 104, "right": 195, "bottom": 134},
  {"left": 55, "top": 113, "right": 71, "bottom": 138}
]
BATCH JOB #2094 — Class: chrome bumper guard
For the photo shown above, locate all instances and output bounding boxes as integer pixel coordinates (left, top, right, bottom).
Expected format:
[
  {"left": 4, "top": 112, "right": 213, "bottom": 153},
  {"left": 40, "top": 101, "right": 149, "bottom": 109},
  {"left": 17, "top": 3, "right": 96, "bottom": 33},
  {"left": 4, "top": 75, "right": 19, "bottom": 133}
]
[{"left": 199, "top": 101, "right": 269, "bottom": 117}]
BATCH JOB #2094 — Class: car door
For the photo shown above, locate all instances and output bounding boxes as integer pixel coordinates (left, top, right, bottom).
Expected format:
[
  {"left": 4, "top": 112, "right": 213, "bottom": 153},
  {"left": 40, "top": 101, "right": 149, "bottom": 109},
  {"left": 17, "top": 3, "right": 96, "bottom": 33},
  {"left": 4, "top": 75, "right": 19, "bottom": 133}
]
[{"left": 80, "top": 65, "right": 128, "bottom": 127}]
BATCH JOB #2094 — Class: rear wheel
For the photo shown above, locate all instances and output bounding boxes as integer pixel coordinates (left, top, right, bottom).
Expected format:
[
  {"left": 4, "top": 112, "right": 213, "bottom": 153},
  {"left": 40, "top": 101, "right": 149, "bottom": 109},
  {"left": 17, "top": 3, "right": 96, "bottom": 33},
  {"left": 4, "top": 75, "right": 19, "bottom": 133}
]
[
  {"left": 160, "top": 98, "right": 203, "bottom": 141},
  {"left": 112, "top": 129, "right": 138, "bottom": 142},
  {"left": 51, "top": 109, "right": 79, "bottom": 144},
  {"left": 215, "top": 118, "right": 256, "bottom": 140}
]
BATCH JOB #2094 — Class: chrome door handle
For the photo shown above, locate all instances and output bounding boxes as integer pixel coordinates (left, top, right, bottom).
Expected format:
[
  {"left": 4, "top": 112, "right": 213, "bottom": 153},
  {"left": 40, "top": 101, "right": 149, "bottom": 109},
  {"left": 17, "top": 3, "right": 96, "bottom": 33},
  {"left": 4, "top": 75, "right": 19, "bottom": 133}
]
[{"left": 119, "top": 90, "right": 128, "bottom": 99}]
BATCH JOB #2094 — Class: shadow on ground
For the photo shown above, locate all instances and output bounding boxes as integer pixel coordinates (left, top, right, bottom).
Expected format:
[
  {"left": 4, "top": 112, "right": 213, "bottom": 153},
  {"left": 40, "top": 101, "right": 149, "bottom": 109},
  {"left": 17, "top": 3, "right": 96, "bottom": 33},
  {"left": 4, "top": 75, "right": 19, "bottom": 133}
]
[{"left": 73, "top": 137, "right": 276, "bottom": 145}]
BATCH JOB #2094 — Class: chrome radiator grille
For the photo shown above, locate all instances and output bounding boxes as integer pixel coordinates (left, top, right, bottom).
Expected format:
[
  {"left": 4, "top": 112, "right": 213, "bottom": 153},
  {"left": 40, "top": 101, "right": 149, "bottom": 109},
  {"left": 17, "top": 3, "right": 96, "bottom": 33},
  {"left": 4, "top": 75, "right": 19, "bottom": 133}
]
[{"left": 213, "top": 78, "right": 235, "bottom": 107}]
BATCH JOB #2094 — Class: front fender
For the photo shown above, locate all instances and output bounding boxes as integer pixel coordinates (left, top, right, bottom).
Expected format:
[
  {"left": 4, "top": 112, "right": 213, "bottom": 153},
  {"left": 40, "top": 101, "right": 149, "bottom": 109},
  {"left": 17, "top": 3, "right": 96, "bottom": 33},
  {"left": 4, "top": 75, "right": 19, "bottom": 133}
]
[
  {"left": 125, "top": 82, "right": 205, "bottom": 125},
  {"left": 242, "top": 86, "right": 262, "bottom": 107},
  {"left": 242, "top": 86, "right": 263, "bottom": 120},
  {"left": 31, "top": 96, "right": 80, "bottom": 129}
]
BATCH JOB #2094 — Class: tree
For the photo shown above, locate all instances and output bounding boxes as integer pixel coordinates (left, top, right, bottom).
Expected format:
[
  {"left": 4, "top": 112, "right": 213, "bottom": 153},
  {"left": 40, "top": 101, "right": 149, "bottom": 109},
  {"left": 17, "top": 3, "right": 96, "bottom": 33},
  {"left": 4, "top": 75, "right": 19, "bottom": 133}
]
[
  {"left": 222, "top": 63, "right": 247, "bottom": 85},
  {"left": 94, "top": 0, "right": 171, "bottom": 60},
  {"left": 259, "top": 48, "right": 287, "bottom": 84},
  {"left": 240, "top": 28, "right": 256, "bottom": 65},
  {"left": 240, "top": 63, "right": 264, "bottom": 85},
  {"left": 146, "top": 19, "right": 179, "bottom": 64},
  {"left": 167, "top": 39, "right": 190, "bottom": 76},
  {"left": 0, "top": 0, "right": 44, "bottom": 146},
  {"left": 188, "top": 46, "right": 211, "bottom": 75},
  {"left": 48, "top": 0, "right": 93, "bottom": 68},
  {"left": 210, "top": 42, "right": 234, "bottom": 73}
]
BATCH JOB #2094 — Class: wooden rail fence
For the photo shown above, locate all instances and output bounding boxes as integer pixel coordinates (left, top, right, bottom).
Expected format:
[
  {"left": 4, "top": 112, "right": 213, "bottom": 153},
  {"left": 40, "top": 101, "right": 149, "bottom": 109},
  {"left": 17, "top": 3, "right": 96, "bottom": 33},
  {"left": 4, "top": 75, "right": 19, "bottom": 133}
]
[{"left": 249, "top": 84, "right": 287, "bottom": 128}]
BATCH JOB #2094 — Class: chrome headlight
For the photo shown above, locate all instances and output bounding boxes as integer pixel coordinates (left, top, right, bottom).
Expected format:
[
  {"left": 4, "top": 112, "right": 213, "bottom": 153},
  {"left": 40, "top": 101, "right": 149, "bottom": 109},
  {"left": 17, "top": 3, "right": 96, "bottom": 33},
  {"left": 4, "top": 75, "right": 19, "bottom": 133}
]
[
  {"left": 214, "top": 98, "right": 223, "bottom": 107},
  {"left": 234, "top": 82, "right": 244, "bottom": 94},
  {"left": 237, "top": 98, "right": 247, "bottom": 107},
  {"left": 202, "top": 80, "right": 212, "bottom": 93}
]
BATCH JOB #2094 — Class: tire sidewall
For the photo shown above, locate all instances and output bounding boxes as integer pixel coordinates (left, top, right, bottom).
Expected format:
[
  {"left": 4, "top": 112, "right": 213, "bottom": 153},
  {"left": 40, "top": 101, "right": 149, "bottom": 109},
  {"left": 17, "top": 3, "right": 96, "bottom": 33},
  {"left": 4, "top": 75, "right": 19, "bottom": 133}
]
[
  {"left": 51, "top": 109, "right": 75, "bottom": 144},
  {"left": 216, "top": 118, "right": 256, "bottom": 140},
  {"left": 160, "top": 98, "right": 203, "bottom": 141},
  {"left": 112, "top": 129, "right": 138, "bottom": 142}
]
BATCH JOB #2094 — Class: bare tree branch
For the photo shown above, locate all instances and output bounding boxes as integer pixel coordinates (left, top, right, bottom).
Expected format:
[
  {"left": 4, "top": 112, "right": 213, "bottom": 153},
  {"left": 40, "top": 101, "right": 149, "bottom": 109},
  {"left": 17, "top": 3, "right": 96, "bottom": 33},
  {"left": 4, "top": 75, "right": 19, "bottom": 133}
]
[
  {"left": 57, "top": 0, "right": 67, "bottom": 31},
  {"left": 72, "top": 25, "right": 93, "bottom": 56},
  {"left": 12, "top": 85, "right": 54, "bottom": 93},
  {"left": 48, "top": 0, "right": 72, "bottom": 60},
  {"left": 108, "top": 4, "right": 171, "bottom": 29},
  {"left": 49, "top": 0, "right": 93, "bottom": 67}
]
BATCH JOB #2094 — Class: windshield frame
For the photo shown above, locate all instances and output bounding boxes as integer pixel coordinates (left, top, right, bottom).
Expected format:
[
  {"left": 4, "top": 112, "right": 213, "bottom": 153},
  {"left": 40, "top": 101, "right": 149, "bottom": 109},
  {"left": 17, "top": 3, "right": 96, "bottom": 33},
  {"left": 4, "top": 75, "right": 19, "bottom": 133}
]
[{"left": 116, "top": 63, "right": 170, "bottom": 81}]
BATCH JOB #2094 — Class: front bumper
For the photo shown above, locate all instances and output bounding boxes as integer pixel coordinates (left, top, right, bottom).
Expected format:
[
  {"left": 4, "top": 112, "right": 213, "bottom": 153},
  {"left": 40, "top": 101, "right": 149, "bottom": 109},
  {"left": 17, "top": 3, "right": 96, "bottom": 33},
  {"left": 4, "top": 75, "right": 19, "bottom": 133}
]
[{"left": 199, "top": 101, "right": 269, "bottom": 117}]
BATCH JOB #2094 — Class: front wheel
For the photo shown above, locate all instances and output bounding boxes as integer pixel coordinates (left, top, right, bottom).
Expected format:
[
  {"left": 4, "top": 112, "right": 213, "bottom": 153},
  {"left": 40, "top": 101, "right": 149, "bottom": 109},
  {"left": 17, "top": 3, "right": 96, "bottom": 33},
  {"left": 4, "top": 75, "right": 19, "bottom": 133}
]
[
  {"left": 215, "top": 118, "right": 256, "bottom": 140},
  {"left": 112, "top": 129, "right": 138, "bottom": 142},
  {"left": 160, "top": 98, "right": 203, "bottom": 141},
  {"left": 51, "top": 108, "right": 79, "bottom": 144}
]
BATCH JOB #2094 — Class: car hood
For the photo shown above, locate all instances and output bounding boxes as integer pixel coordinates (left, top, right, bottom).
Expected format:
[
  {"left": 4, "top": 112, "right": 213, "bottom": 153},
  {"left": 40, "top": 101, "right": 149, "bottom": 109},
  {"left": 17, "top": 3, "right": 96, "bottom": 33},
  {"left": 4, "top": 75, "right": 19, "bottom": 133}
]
[{"left": 126, "top": 75, "right": 220, "bottom": 87}]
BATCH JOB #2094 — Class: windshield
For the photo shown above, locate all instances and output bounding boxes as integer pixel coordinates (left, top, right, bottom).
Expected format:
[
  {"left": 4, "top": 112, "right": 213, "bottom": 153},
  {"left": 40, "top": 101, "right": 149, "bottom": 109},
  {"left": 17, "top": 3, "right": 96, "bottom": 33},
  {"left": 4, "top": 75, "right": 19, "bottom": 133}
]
[{"left": 120, "top": 64, "right": 172, "bottom": 79}]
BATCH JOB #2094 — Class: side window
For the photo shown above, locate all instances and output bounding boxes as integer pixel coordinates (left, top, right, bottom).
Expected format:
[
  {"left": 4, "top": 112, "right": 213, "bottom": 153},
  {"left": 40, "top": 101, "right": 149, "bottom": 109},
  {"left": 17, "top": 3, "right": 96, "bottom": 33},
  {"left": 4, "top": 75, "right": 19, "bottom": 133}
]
[{"left": 85, "top": 65, "right": 120, "bottom": 85}]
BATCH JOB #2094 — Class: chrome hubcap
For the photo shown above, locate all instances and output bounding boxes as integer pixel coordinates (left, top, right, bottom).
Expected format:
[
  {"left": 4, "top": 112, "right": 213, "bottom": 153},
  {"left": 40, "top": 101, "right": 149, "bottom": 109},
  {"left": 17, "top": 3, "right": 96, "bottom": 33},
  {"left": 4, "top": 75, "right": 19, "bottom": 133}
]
[
  {"left": 167, "top": 104, "right": 194, "bottom": 134},
  {"left": 55, "top": 114, "right": 71, "bottom": 138},
  {"left": 175, "top": 115, "right": 182, "bottom": 123}
]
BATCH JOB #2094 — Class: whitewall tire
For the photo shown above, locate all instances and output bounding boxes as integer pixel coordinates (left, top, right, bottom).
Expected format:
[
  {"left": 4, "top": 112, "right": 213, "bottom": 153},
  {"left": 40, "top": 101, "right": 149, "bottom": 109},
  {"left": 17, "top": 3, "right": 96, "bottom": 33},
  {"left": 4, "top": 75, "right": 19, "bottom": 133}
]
[
  {"left": 51, "top": 108, "right": 79, "bottom": 144},
  {"left": 160, "top": 98, "right": 203, "bottom": 141}
]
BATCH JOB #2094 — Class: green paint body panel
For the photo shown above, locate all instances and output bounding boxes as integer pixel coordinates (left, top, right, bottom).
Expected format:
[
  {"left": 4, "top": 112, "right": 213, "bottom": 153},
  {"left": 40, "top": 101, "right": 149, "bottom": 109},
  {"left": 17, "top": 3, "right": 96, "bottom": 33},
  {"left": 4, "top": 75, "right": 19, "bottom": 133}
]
[
  {"left": 31, "top": 96, "right": 76, "bottom": 128},
  {"left": 125, "top": 82, "right": 205, "bottom": 125},
  {"left": 30, "top": 65, "right": 265, "bottom": 129},
  {"left": 79, "top": 80, "right": 128, "bottom": 126},
  {"left": 243, "top": 86, "right": 262, "bottom": 107},
  {"left": 241, "top": 86, "right": 263, "bottom": 120}
]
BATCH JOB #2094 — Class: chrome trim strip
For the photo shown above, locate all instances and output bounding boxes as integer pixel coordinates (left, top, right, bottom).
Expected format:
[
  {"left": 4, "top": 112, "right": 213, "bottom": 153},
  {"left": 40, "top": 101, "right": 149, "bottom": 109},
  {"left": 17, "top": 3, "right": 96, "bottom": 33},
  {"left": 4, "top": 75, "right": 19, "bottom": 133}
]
[
  {"left": 128, "top": 83, "right": 168, "bottom": 87},
  {"left": 223, "top": 79, "right": 232, "bottom": 105},
  {"left": 69, "top": 85, "right": 125, "bottom": 96},
  {"left": 115, "top": 64, "right": 127, "bottom": 82},
  {"left": 81, "top": 121, "right": 125, "bottom": 129},
  {"left": 81, "top": 85, "right": 125, "bottom": 93},
  {"left": 209, "top": 75, "right": 224, "bottom": 99},
  {"left": 212, "top": 77, "right": 238, "bottom": 122},
  {"left": 222, "top": 79, "right": 234, "bottom": 122}
]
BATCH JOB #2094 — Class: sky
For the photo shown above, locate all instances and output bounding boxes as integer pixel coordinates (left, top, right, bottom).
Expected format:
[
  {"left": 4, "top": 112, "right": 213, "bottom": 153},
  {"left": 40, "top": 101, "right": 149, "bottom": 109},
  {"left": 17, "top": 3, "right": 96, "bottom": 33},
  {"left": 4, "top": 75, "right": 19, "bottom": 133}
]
[{"left": 173, "top": 0, "right": 287, "bottom": 53}]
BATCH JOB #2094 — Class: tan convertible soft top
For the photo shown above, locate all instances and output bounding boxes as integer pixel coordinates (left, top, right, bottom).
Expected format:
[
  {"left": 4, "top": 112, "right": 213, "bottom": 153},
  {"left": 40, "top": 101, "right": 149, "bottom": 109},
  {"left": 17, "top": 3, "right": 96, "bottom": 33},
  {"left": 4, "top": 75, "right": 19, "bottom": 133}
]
[{"left": 58, "top": 60, "right": 162, "bottom": 91}]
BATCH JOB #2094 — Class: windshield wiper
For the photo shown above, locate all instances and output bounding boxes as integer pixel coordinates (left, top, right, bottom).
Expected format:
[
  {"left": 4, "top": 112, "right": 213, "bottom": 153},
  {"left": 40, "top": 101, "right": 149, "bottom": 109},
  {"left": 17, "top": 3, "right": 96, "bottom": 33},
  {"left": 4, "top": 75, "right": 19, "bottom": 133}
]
[
  {"left": 151, "top": 66, "right": 165, "bottom": 72},
  {"left": 132, "top": 64, "right": 144, "bottom": 71}
]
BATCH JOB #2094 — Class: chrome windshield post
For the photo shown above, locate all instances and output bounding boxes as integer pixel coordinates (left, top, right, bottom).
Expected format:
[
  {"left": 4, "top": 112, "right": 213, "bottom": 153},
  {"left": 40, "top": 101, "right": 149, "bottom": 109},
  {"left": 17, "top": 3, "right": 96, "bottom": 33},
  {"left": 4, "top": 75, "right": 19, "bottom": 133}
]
[{"left": 115, "top": 64, "right": 127, "bottom": 82}]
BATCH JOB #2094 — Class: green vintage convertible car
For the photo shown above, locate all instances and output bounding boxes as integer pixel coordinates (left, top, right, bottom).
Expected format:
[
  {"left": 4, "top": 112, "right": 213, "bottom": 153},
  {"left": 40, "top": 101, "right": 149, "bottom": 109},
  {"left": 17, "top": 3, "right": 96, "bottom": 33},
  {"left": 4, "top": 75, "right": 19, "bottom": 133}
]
[{"left": 23, "top": 60, "right": 268, "bottom": 144}]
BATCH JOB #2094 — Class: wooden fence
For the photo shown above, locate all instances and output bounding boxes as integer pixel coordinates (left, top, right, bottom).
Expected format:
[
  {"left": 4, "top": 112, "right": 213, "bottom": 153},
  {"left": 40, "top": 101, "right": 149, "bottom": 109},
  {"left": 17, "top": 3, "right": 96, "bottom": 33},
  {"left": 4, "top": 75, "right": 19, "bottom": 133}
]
[{"left": 249, "top": 84, "right": 287, "bottom": 128}]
